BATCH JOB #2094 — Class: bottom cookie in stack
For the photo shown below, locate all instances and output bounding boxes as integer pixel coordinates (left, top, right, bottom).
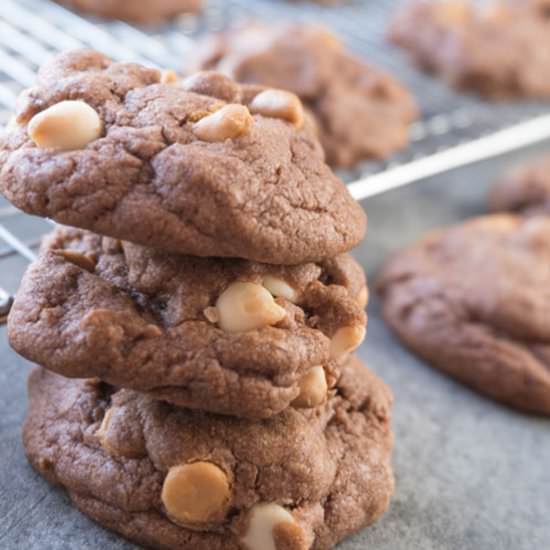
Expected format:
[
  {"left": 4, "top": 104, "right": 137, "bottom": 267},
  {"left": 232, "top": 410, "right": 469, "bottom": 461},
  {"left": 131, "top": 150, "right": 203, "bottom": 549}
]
[{"left": 23, "top": 355, "right": 394, "bottom": 550}]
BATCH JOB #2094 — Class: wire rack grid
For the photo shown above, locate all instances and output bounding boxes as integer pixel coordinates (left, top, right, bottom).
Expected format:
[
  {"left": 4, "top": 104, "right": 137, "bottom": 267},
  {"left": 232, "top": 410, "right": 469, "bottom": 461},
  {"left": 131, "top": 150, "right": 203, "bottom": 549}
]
[{"left": 1, "top": 0, "right": 550, "bottom": 321}]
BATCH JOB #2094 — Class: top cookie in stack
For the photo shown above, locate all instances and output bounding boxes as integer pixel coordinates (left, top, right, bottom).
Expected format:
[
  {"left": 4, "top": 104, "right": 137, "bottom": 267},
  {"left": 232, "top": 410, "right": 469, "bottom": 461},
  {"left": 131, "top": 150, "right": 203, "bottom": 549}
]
[
  {"left": 1, "top": 49, "right": 368, "bottom": 420},
  {"left": 0, "top": 50, "right": 365, "bottom": 265}
]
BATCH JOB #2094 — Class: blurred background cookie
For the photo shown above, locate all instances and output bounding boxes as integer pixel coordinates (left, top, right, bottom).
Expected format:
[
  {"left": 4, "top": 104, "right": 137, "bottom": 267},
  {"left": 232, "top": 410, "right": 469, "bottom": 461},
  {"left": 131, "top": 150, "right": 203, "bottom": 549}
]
[
  {"left": 191, "top": 22, "right": 417, "bottom": 168},
  {"left": 377, "top": 214, "right": 550, "bottom": 414},
  {"left": 388, "top": 0, "right": 550, "bottom": 99},
  {"left": 54, "top": 0, "right": 203, "bottom": 23}
]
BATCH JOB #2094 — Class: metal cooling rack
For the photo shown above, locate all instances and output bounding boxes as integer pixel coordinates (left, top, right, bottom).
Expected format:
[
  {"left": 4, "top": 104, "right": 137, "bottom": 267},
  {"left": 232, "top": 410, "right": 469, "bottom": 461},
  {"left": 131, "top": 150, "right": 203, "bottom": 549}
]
[{"left": 1, "top": 0, "right": 550, "bottom": 320}]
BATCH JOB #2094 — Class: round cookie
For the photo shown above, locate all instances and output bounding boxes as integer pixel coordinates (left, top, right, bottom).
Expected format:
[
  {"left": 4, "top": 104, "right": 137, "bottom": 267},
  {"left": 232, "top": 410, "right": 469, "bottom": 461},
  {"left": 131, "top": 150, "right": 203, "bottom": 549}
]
[
  {"left": 9, "top": 226, "right": 367, "bottom": 418},
  {"left": 489, "top": 156, "right": 550, "bottom": 216},
  {"left": 377, "top": 214, "right": 550, "bottom": 414},
  {"left": 191, "top": 23, "right": 417, "bottom": 168},
  {"left": 55, "top": 0, "right": 202, "bottom": 23},
  {"left": 388, "top": 0, "right": 550, "bottom": 99},
  {"left": 23, "top": 356, "right": 394, "bottom": 550},
  {"left": 0, "top": 50, "right": 365, "bottom": 265}
]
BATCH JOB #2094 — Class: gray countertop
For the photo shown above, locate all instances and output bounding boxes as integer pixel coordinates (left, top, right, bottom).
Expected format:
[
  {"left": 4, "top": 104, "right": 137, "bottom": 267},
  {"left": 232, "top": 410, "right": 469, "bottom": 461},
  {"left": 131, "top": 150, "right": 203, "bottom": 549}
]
[{"left": 1, "top": 144, "right": 549, "bottom": 550}]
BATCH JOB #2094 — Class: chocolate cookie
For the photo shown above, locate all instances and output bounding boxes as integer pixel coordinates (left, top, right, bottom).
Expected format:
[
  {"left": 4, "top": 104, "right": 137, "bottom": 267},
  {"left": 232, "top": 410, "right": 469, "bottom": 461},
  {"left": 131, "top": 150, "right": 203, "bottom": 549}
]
[
  {"left": 24, "top": 356, "right": 394, "bottom": 550},
  {"left": 191, "top": 23, "right": 417, "bottom": 168},
  {"left": 0, "top": 50, "right": 365, "bottom": 264},
  {"left": 377, "top": 215, "right": 550, "bottom": 414},
  {"left": 510, "top": 0, "right": 550, "bottom": 16},
  {"left": 55, "top": 0, "right": 202, "bottom": 23},
  {"left": 9, "top": 226, "right": 367, "bottom": 418},
  {"left": 388, "top": 0, "right": 550, "bottom": 98},
  {"left": 489, "top": 156, "right": 550, "bottom": 216}
]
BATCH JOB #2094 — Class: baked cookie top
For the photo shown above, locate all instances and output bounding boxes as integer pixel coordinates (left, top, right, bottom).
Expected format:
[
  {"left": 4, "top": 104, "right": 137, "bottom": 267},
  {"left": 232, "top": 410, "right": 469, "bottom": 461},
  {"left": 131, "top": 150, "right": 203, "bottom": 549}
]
[
  {"left": 55, "top": 0, "right": 202, "bottom": 23},
  {"left": 9, "top": 226, "right": 367, "bottom": 418},
  {"left": 388, "top": 0, "right": 550, "bottom": 99},
  {"left": 0, "top": 50, "right": 365, "bottom": 264},
  {"left": 23, "top": 356, "right": 394, "bottom": 550},
  {"left": 377, "top": 214, "right": 550, "bottom": 414},
  {"left": 192, "top": 23, "right": 417, "bottom": 168},
  {"left": 489, "top": 156, "right": 550, "bottom": 216}
]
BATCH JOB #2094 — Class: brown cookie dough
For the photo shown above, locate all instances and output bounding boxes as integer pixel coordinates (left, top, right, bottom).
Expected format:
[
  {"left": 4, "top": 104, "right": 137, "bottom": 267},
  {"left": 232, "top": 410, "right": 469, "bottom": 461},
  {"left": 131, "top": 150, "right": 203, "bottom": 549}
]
[
  {"left": 388, "top": 0, "right": 550, "bottom": 98},
  {"left": 377, "top": 215, "right": 550, "bottom": 414},
  {"left": 9, "top": 226, "right": 367, "bottom": 418},
  {"left": 191, "top": 23, "right": 417, "bottom": 168},
  {"left": 0, "top": 50, "right": 365, "bottom": 265},
  {"left": 23, "top": 356, "right": 394, "bottom": 550},
  {"left": 55, "top": 0, "right": 202, "bottom": 23},
  {"left": 510, "top": 0, "right": 550, "bottom": 15},
  {"left": 489, "top": 156, "right": 550, "bottom": 216}
]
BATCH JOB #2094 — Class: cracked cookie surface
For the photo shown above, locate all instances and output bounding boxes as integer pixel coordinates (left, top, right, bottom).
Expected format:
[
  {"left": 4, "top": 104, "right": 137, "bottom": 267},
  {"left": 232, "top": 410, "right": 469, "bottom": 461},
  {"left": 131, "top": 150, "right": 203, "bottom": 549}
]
[
  {"left": 23, "top": 356, "right": 394, "bottom": 550},
  {"left": 191, "top": 23, "right": 417, "bottom": 168},
  {"left": 377, "top": 214, "right": 550, "bottom": 414},
  {"left": 9, "top": 227, "right": 367, "bottom": 418},
  {"left": 0, "top": 50, "right": 365, "bottom": 264},
  {"left": 388, "top": 0, "right": 550, "bottom": 98},
  {"left": 55, "top": 0, "right": 202, "bottom": 23}
]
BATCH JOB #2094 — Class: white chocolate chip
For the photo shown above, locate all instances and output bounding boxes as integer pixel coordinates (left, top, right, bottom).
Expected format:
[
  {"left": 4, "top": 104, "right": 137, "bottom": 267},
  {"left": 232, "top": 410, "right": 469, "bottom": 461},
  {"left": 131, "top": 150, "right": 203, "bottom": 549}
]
[
  {"left": 241, "top": 503, "right": 297, "bottom": 550},
  {"left": 5, "top": 116, "right": 19, "bottom": 132},
  {"left": 357, "top": 286, "right": 369, "bottom": 309},
  {"left": 96, "top": 407, "right": 116, "bottom": 455},
  {"left": 433, "top": 1, "right": 471, "bottom": 26},
  {"left": 330, "top": 324, "right": 366, "bottom": 360},
  {"left": 293, "top": 366, "right": 328, "bottom": 408},
  {"left": 193, "top": 104, "right": 253, "bottom": 142},
  {"left": 249, "top": 90, "right": 304, "bottom": 128},
  {"left": 161, "top": 69, "right": 179, "bottom": 85},
  {"left": 162, "top": 461, "right": 231, "bottom": 525},
  {"left": 203, "top": 306, "right": 220, "bottom": 323},
  {"left": 215, "top": 282, "right": 286, "bottom": 333},
  {"left": 263, "top": 275, "right": 298, "bottom": 303},
  {"left": 28, "top": 100, "right": 102, "bottom": 151},
  {"left": 316, "top": 28, "right": 343, "bottom": 51}
]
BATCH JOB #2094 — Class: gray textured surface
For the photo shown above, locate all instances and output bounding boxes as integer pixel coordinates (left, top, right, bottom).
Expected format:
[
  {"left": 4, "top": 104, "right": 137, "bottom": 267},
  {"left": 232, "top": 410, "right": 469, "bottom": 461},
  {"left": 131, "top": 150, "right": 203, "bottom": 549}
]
[{"left": 1, "top": 144, "right": 550, "bottom": 550}]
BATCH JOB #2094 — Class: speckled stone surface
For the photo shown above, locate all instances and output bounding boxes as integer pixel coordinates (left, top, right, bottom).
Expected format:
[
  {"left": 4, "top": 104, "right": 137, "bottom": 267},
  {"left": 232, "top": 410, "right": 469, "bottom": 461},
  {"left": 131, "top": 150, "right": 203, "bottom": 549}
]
[{"left": 1, "top": 143, "right": 549, "bottom": 549}]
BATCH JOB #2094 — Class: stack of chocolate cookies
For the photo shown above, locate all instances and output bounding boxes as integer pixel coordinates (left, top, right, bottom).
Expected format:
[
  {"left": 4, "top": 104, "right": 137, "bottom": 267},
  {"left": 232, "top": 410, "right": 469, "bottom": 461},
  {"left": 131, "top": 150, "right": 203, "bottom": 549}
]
[{"left": 0, "top": 50, "right": 394, "bottom": 550}]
